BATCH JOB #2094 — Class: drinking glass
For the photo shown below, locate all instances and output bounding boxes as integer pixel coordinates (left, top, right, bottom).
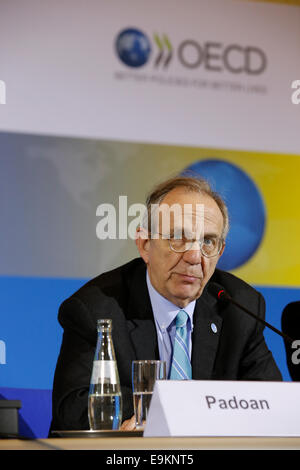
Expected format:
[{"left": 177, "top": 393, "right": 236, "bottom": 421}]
[{"left": 132, "top": 360, "right": 166, "bottom": 429}]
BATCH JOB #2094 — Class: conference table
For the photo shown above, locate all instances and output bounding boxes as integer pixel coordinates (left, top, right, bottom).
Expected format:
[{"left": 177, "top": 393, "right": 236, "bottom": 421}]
[{"left": 1, "top": 433, "right": 300, "bottom": 450}]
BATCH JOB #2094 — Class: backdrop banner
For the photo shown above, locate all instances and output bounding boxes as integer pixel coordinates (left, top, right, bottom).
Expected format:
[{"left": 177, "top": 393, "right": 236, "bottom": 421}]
[{"left": 0, "top": 0, "right": 299, "bottom": 437}]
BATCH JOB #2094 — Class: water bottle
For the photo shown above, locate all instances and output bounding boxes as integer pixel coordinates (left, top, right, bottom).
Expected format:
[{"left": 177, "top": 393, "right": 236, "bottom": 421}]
[{"left": 88, "top": 319, "right": 122, "bottom": 430}]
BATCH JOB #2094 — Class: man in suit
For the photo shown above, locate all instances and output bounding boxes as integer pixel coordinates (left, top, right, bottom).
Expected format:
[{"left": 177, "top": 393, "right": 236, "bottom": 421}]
[{"left": 50, "top": 176, "right": 282, "bottom": 432}]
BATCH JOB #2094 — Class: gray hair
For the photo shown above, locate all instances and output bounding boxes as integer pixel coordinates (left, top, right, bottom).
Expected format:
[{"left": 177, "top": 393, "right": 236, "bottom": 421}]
[{"left": 142, "top": 175, "right": 229, "bottom": 240}]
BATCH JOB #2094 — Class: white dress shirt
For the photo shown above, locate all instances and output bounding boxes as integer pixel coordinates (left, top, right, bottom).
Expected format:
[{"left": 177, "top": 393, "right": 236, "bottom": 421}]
[{"left": 146, "top": 271, "right": 195, "bottom": 378}]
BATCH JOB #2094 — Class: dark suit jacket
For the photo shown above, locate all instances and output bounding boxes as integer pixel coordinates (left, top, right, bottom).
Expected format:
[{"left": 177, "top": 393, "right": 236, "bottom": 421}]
[{"left": 50, "top": 257, "right": 282, "bottom": 431}]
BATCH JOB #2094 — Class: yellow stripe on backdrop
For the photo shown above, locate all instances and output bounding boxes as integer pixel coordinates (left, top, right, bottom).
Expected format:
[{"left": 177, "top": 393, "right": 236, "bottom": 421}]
[
  {"left": 212, "top": 151, "right": 300, "bottom": 286},
  {"left": 106, "top": 141, "right": 300, "bottom": 287}
]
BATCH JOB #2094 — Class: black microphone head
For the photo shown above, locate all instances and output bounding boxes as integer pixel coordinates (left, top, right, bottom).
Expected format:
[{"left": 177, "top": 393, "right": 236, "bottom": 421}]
[
  {"left": 282, "top": 301, "right": 300, "bottom": 337},
  {"left": 208, "top": 282, "right": 230, "bottom": 301},
  {"left": 281, "top": 301, "right": 300, "bottom": 381}
]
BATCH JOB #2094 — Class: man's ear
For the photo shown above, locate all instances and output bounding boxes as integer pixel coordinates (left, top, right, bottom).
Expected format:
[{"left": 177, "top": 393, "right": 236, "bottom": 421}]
[
  {"left": 135, "top": 226, "right": 150, "bottom": 263},
  {"left": 218, "top": 241, "right": 225, "bottom": 258}
]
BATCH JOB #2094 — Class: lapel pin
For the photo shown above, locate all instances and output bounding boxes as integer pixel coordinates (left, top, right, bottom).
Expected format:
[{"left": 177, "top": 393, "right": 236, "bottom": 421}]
[{"left": 211, "top": 323, "right": 217, "bottom": 334}]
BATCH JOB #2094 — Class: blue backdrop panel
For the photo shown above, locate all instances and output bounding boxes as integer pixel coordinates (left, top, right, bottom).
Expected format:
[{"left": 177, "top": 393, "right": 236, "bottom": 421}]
[
  {"left": 0, "top": 276, "right": 85, "bottom": 389},
  {"left": 0, "top": 276, "right": 85, "bottom": 437}
]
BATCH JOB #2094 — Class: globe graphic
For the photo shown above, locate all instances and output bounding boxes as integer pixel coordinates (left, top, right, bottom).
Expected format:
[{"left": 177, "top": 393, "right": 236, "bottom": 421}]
[
  {"left": 115, "top": 28, "right": 151, "bottom": 68},
  {"left": 181, "top": 159, "right": 266, "bottom": 271}
]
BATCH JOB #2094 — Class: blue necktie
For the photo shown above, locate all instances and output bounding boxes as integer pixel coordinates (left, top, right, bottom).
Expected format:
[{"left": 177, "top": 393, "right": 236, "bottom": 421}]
[{"left": 169, "top": 310, "right": 192, "bottom": 380}]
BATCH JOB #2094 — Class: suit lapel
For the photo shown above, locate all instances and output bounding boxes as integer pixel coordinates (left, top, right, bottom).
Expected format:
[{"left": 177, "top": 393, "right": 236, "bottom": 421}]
[
  {"left": 128, "top": 319, "right": 159, "bottom": 360},
  {"left": 125, "top": 261, "right": 159, "bottom": 360},
  {"left": 191, "top": 286, "right": 223, "bottom": 380}
]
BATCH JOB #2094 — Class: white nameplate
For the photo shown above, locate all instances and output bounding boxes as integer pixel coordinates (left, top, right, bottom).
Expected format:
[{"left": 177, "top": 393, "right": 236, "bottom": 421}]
[{"left": 144, "top": 380, "right": 300, "bottom": 437}]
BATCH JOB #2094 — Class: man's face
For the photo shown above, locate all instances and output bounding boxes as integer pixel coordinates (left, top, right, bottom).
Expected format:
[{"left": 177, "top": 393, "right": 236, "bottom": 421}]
[{"left": 137, "top": 188, "right": 225, "bottom": 308}]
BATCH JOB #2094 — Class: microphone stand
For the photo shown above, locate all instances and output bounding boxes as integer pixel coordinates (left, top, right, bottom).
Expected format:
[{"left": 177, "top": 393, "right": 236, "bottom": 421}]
[{"left": 218, "top": 290, "right": 295, "bottom": 345}]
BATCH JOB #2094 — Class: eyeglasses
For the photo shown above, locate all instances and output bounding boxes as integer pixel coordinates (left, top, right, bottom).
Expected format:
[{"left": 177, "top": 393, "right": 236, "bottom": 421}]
[{"left": 154, "top": 233, "right": 224, "bottom": 258}]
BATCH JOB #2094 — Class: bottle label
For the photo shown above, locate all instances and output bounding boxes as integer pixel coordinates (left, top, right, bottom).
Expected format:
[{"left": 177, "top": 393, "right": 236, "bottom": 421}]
[{"left": 91, "top": 360, "right": 118, "bottom": 385}]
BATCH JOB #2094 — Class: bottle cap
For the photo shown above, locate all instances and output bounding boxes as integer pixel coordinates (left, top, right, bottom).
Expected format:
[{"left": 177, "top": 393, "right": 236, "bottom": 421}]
[{"left": 97, "top": 318, "right": 112, "bottom": 332}]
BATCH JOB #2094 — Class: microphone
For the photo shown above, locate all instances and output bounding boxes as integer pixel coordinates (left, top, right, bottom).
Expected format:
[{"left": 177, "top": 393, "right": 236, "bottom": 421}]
[{"left": 208, "top": 282, "right": 294, "bottom": 345}]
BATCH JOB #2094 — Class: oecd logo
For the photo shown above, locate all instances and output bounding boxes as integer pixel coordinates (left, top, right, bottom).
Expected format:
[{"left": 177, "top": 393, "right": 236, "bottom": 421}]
[
  {"left": 115, "top": 27, "right": 267, "bottom": 75},
  {"left": 115, "top": 28, "right": 152, "bottom": 68}
]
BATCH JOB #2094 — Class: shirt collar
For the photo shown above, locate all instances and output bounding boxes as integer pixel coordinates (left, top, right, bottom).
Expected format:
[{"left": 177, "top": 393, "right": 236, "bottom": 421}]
[{"left": 146, "top": 271, "right": 195, "bottom": 331}]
